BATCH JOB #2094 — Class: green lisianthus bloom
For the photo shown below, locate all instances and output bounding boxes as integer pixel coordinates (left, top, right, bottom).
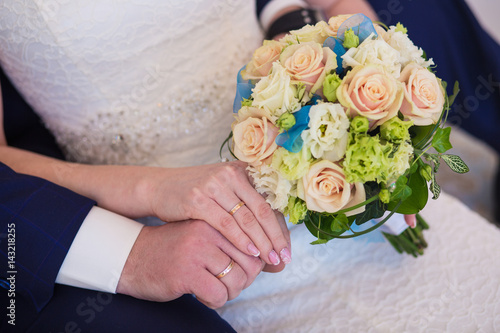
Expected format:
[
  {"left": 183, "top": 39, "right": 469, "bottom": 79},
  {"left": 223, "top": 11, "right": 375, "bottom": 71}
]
[
  {"left": 276, "top": 112, "right": 296, "bottom": 130},
  {"left": 380, "top": 117, "right": 413, "bottom": 143},
  {"left": 350, "top": 116, "right": 370, "bottom": 134},
  {"left": 343, "top": 28, "right": 360, "bottom": 49},
  {"left": 385, "top": 141, "right": 414, "bottom": 183},
  {"left": 272, "top": 147, "right": 312, "bottom": 180},
  {"left": 344, "top": 134, "right": 392, "bottom": 183},
  {"left": 285, "top": 196, "right": 307, "bottom": 224},
  {"left": 323, "top": 73, "right": 342, "bottom": 102}
]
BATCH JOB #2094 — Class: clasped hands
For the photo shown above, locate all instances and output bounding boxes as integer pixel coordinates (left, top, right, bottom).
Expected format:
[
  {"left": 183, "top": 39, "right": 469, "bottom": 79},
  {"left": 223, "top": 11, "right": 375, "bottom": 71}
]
[{"left": 117, "top": 161, "right": 291, "bottom": 308}]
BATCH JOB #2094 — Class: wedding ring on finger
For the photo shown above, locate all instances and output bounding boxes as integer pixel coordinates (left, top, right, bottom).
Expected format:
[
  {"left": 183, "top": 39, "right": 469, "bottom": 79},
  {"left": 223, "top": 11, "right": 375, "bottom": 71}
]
[
  {"left": 215, "top": 259, "right": 235, "bottom": 279},
  {"left": 229, "top": 201, "right": 245, "bottom": 216}
]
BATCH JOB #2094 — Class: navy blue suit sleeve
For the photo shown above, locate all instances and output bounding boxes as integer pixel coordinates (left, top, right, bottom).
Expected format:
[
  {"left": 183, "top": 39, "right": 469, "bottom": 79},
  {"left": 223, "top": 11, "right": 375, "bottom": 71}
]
[{"left": 0, "top": 163, "right": 95, "bottom": 312}]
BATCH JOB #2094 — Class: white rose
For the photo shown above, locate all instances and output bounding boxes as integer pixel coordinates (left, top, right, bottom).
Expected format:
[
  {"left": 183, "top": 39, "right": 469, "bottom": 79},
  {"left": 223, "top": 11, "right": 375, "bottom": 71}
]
[
  {"left": 279, "top": 23, "right": 329, "bottom": 45},
  {"left": 252, "top": 62, "right": 301, "bottom": 117},
  {"left": 342, "top": 33, "right": 402, "bottom": 78},
  {"left": 247, "top": 164, "right": 294, "bottom": 212},
  {"left": 383, "top": 26, "right": 434, "bottom": 68},
  {"left": 301, "top": 102, "right": 349, "bottom": 161}
]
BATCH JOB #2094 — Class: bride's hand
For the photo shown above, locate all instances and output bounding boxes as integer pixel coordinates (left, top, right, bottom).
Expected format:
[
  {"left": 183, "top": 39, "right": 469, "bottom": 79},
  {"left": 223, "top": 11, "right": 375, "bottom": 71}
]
[{"left": 147, "top": 161, "right": 292, "bottom": 267}]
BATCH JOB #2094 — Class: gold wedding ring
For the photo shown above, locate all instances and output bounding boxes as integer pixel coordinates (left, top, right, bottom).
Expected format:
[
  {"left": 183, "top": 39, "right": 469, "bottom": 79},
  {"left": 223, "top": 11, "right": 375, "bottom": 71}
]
[
  {"left": 229, "top": 201, "right": 245, "bottom": 216},
  {"left": 215, "top": 259, "right": 235, "bottom": 279}
]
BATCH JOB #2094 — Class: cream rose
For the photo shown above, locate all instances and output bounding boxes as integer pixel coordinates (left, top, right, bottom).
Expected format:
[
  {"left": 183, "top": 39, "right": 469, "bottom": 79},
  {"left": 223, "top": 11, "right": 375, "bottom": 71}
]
[
  {"left": 279, "top": 23, "right": 329, "bottom": 45},
  {"left": 297, "top": 160, "right": 366, "bottom": 216},
  {"left": 232, "top": 107, "right": 279, "bottom": 166},
  {"left": 252, "top": 62, "right": 300, "bottom": 117},
  {"left": 399, "top": 62, "right": 445, "bottom": 125},
  {"left": 279, "top": 41, "right": 336, "bottom": 95},
  {"left": 337, "top": 64, "right": 404, "bottom": 128},
  {"left": 242, "top": 40, "right": 284, "bottom": 80}
]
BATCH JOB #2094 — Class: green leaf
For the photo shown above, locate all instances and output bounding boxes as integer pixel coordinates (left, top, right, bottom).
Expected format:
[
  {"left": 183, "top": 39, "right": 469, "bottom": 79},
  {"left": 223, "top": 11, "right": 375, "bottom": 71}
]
[
  {"left": 441, "top": 154, "right": 469, "bottom": 174},
  {"left": 353, "top": 182, "right": 386, "bottom": 225},
  {"left": 391, "top": 176, "right": 412, "bottom": 201},
  {"left": 310, "top": 238, "right": 329, "bottom": 245},
  {"left": 432, "top": 127, "right": 453, "bottom": 153},
  {"left": 332, "top": 214, "right": 349, "bottom": 232},
  {"left": 387, "top": 172, "right": 428, "bottom": 214},
  {"left": 430, "top": 173, "right": 441, "bottom": 200},
  {"left": 448, "top": 81, "right": 460, "bottom": 107},
  {"left": 410, "top": 125, "right": 435, "bottom": 149},
  {"left": 304, "top": 212, "right": 348, "bottom": 241}
]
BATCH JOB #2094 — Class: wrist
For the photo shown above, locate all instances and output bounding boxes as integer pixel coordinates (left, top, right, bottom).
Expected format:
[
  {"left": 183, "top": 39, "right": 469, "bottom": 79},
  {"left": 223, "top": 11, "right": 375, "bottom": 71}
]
[{"left": 116, "top": 225, "right": 149, "bottom": 296}]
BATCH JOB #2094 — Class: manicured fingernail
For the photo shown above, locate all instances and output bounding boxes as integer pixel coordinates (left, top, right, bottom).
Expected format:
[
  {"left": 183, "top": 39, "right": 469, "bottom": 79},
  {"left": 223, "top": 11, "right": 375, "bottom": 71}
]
[
  {"left": 248, "top": 243, "right": 260, "bottom": 257},
  {"left": 269, "top": 250, "right": 280, "bottom": 265},
  {"left": 280, "top": 247, "right": 291, "bottom": 264}
]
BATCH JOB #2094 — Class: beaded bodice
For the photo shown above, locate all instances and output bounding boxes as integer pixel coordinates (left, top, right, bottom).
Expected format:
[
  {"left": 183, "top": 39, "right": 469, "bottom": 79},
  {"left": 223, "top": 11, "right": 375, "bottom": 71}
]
[{"left": 0, "top": 0, "right": 262, "bottom": 167}]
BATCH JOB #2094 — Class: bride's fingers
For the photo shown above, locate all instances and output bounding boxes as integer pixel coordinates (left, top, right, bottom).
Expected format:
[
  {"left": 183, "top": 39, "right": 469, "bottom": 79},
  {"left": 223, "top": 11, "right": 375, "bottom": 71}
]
[
  {"left": 232, "top": 177, "right": 291, "bottom": 265},
  {"left": 210, "top": 190, "right": 277, "bottom": 265},
  {"left": 404, "top": 214, "right": 417, "bottom": 228}
]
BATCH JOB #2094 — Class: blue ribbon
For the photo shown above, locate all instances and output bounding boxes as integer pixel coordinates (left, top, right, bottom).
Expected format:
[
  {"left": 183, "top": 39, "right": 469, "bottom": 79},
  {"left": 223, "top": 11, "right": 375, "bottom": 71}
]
[
  {"left": 323, "top": 37, "right": 347, "bottom": 75},
  {"left": 324, "top": 14, "right": 378, "bottom": 75},
  {"left": 337, "top": 13, "right": 378, "bottom": 44},
  {"left": 275, "top": 96, "right": 321, "bottom": 153},
  {"left": 233, "top": 66, "right": 255, "bottom": 113}
]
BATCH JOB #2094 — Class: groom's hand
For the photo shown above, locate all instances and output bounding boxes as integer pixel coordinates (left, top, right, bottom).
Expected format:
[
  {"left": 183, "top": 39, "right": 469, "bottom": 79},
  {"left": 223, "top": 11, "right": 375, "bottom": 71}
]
[
  {"left": 116, "top": 220, "right": 265, "bottom": 309},
  {"left": 146, "top": 161, "right": 292, "bottom": 268}
]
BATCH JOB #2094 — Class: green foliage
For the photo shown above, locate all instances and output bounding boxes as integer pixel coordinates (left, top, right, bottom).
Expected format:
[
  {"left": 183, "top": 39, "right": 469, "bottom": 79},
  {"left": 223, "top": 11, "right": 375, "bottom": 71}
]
[
  {"left": 387, "top": 171, "right": 428, "bottom": 214},
  {"left": 430, "top": 173, "right": 441, "bottom": 200},
  {"left": 432, "top": 127, "right": 453, "bottom": 153},
  {"left": 353, "top": 182, "right": 386, "bottom": 226},
  {"left": 410, "top": 124, "right": 434, "bottom": 149},
  {"left": 390, "top": 175, "right": 413, "bottom": 202},
  {"left": 441, "top": 154, "right": 469, "bottom": 174}
]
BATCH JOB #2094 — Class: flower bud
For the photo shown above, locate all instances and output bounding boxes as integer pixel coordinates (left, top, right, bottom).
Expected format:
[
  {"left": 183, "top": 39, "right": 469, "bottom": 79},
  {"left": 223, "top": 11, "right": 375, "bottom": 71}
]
[
  {"left": 343, "top": 28, "right": 360, "bottom": 49},
  {"left": 419, "top": 163, "right": 433, "bottom": 182},
  {"left": 323, "top": 73, "right": 342, "bottom": 102},
  {"left": 276, "top": 112, "right": 296, "bottom": 130},
  {"left": 379, "top": 188, "right": 391, "bottom": 204},
  {"left": 350, "top": 116, "right": 370, "bottom": 134}
]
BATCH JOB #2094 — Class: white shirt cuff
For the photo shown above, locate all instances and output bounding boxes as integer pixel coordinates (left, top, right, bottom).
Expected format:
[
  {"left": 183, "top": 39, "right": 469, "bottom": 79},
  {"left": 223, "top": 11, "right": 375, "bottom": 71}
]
[
  {"left": 55, "top": 206, "right": 144, "bottom": 293},
  {"left": 260, "top": 0, "right": 309, "bottom": 31}
]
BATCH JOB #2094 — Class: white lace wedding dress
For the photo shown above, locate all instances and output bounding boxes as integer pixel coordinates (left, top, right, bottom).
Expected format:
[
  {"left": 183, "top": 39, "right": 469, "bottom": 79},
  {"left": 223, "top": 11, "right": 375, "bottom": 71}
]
[{"left": 1, "top": 1, "right": 499, "bottom": 332}]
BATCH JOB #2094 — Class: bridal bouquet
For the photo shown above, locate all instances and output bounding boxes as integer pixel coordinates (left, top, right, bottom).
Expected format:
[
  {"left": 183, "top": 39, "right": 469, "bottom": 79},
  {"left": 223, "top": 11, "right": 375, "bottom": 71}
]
[{"left": 225, "top": 14, "right": 468, "bottom": 256}]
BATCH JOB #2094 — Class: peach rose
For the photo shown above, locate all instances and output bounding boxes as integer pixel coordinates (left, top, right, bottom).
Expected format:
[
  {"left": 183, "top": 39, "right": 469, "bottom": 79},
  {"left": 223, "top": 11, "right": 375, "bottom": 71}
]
[
  {"left": 337, "top": 64, "right": 404, "bottom": 128},
  {"left": 242, "top": 40, "right": 284, "bottom": 80},
  {"left": 324, "top": 14, "right": 353, "bottom": 37},
  {"left": 399, "top": 62, "right": 445, "bottom": 125},
  {"left": 298, "top": 160, "right": 366, "bottom": 216},
  {"left": 279, "top": 41, "right": 336, "bottom": 95},
  {"left": 232, "top": 107, "right": 279, "bottom": 166}
]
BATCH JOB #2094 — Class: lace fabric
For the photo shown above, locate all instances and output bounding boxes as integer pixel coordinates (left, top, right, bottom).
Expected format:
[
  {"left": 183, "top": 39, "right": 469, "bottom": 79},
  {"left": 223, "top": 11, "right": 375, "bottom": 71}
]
[{"left": 0, "top": 0, "right": 262, "bottom": 166}]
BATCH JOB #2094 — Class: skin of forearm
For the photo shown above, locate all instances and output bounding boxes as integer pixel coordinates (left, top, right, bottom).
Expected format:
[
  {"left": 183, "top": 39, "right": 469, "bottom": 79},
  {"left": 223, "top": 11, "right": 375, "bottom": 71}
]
[
  {"left": 305, "top": 0, "right": 378, "bottom": 21},
  {"left": 0, "top": 145, "right": 156, "bottom": 219}
]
